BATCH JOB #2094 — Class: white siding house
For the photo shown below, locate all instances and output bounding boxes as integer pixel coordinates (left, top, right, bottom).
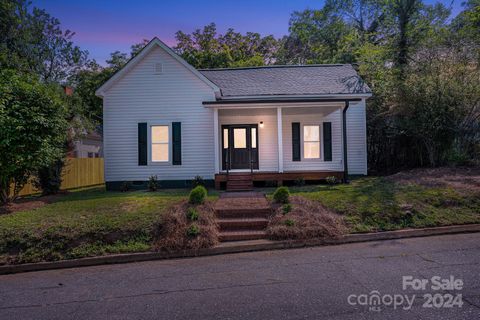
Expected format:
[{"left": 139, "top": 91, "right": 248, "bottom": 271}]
[{"left": 96, "top": 38, "right": 371, "bottom": 190}]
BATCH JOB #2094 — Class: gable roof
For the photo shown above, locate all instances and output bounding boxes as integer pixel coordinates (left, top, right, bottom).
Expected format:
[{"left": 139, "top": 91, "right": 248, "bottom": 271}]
[
  {"left": 95, "top": 38, "right": 220, "bottom": 97},
  {"left": 199, "top": 65, "right": 371, "bottom": 99}
]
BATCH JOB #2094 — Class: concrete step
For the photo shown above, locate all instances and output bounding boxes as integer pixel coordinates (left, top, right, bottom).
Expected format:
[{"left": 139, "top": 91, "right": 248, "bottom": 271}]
[
  {"left": 217, "top": 218, "right": 269, "bottom": 231},
  {"left": 215, "top": 208, "right": 271, "bottom": 219},
  {"left": 219, "top": 230, "right": 267, "bottom": 242}
]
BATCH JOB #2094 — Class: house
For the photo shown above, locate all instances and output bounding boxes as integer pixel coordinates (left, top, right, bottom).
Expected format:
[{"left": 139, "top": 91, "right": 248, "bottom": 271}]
[
  {"left": 71, "top": 129, "right": 103, "bottom": 158},
  {"left": 96, "top": 38, "right": 371, "bottom": 190}
]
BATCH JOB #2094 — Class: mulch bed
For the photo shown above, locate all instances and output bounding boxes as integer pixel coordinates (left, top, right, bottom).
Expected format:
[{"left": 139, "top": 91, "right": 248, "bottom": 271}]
[
  {"left": 267, "top": 196, "right": 347, "bottom": 241},
  {"left": 0, "top": 192, "right": 67, "bottom": 215},
  {"left": 153, "top": 200, "right": 219, "bottom": 252},
  {"left": 386, "top": 167, "right": 480, "bottom": 192}
]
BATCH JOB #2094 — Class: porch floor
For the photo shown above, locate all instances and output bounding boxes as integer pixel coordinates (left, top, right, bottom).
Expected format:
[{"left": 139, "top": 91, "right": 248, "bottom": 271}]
[{"left": 214, "top": 171, "right": 344, "bottom": 190}]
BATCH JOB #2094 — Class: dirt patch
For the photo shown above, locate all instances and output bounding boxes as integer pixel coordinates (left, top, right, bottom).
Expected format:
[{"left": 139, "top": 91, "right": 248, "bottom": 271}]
[
  {"left": 0, "top": 192, "right": 67, "bottom": 215},
  {"left": 386, "top": 167, "right": 480, "bottom": 192},
  {"left": 153, "top": 200, "right": 219, "bottom": 252},
  {"left": 267, "top": 196, "right": 346, "bottom": 241}
]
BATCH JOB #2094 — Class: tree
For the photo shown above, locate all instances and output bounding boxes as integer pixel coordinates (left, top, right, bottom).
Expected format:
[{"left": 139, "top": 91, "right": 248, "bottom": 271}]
[
  {"left": 174, "top": 23, "right": 279, "bottom": 69},
  {"left": 0, "top": 0, "right": 88, "bottom": 83},
  {"left": 0, "top": 70, "right": 68, "bottom": 203}
]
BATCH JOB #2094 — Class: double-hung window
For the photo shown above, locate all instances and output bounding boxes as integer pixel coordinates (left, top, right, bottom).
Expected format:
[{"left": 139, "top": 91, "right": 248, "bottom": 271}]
[
  {"left": 151, "top": 125, "right": 169, "bottom": 162},
  {"left": 303, "top": 125, "right": 320, "bottom": 159}
]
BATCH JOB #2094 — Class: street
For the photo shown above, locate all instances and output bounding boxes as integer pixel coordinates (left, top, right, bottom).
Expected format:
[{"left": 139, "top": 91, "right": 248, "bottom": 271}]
[{"left": 1, "top": 233, "right": 479, "bottom": 319}]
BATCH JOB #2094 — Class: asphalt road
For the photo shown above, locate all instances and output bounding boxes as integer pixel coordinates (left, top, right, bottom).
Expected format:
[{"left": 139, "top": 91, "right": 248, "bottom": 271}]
[{"left": 1, "top": 233, "right": 479, "bottom": 320}]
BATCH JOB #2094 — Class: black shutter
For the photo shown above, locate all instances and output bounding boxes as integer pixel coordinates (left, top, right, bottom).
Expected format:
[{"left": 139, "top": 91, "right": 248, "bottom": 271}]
[
  {"left": 138, "top": 123, "right": 147, "bottom": 166},
  {"left": 172, "top": 122, "right": 181, "bottom": 165},
  {"left": 323, "top": 122, "right": 332, "bottom": 161},
  {"left": 292, "top": 122, "right": 300, "bottom": 161}
]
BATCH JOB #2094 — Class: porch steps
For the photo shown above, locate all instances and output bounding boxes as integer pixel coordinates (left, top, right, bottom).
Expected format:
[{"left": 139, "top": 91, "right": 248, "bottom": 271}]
[
  {"left": 214, "top": 192, "right": 271, "bottom": 242},
  {"left": 226, "top": 173, "right": 253, "bottom": 191}
]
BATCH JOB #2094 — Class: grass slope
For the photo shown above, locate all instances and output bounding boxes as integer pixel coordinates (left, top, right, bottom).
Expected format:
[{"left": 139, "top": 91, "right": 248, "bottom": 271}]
[
  {"left": 290, "top": 177, "right": 480, "bottom": 233},
  {"left": 0, "top": 187, "right": 190, "bottom": 264}
]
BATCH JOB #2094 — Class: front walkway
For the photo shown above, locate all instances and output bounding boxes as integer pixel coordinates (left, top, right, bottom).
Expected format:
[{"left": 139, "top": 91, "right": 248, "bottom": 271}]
[
  {"left": 215, "top": 192, "right": 271, "bottom": 241},
  {"left": 1, "top": 233, "right": 478, "bottom": 319}
]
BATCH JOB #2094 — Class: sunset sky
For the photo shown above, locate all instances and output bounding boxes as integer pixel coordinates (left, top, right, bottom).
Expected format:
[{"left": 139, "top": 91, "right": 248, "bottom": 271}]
[{"left": 34, "top": 0, "right": 464, "bottom": 65}]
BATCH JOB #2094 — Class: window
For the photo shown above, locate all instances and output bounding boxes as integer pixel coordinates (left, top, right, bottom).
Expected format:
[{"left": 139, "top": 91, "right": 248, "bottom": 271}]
[
  {"left": 303, "top": 125, "right": 320, "bottom": 159},
  {"left": 233, "top": 128, "right": 246, "bottom": 148},
  {"left": 151, "top": 125, "right": 169, "bottom": 162}
]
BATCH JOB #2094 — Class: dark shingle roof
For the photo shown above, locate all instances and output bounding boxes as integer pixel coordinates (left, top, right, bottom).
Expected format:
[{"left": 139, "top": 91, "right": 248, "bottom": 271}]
[{"left": 199, "top": 65, "right": 371, "bottom": 98}]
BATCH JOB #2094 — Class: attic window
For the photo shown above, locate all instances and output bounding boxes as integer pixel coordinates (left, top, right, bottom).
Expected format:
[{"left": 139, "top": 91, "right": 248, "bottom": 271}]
[{"left": 154, "top": 62, "right": 163, "bottom": 74}]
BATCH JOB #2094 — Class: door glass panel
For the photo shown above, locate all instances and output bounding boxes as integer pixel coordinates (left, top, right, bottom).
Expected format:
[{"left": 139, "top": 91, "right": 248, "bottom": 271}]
[
  {"left": 251, "top": 128, "right": 257, "bottom": 148},
  {"left": 233, "top": 128, "right": 247, "bottom": 148},
  {"left": 223, "top": 129, "right": 228, "bottom": 149}
]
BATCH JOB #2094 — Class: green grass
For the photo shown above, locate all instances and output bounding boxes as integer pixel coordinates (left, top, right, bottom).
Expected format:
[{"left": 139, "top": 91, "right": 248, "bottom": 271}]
[
  {"left": 0, "top": 187, "right": 210, "bottom": 264},
  {"left": 279, "top": 177, "right": 480, "bottom": 233}
]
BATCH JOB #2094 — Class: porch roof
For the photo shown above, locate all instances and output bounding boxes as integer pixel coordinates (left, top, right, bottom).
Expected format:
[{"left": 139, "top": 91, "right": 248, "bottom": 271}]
[{"left": 199, "top": 64, "right": 371, "bottom": 99}]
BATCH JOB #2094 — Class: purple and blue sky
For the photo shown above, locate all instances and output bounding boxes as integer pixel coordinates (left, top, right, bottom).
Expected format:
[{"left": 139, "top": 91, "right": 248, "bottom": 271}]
[{"left": 34, "top": 0, "right": 463, "bottom": 65}]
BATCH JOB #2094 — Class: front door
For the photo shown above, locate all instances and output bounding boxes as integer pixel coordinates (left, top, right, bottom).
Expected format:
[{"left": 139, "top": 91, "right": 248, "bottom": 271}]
[{"left": 222, "top": 125, "right": 259, "bottom": 170}]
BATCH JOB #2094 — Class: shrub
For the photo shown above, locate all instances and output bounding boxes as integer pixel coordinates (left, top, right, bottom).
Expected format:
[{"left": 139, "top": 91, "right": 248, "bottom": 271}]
[
  {"left": 186, "top": 207, "right": 199, "bottom": 221},
  {"left": 284, "top": 219, "right": 295, "bottom": 227},
  {"left": 295, "top": 177, "right": 305, "bottom": 187},
  {"left": 273, "top": 186, "right": 290, "bottom": 204},
  {"left": 191, "top": 175, "right": 205, "bottom": 188},
  {"left": 120, "top": 181, "right": 131, "bottom": 192},
  {"left": 148, "top": 175, "right": 158, "bottom": 191},
  {"left": 186, "top": 224, "right": 200, "bottom": 237},
  {"left": 34, "top": 158, "right": 65, "bottom": 195},
  {"left": 282, "top": 203, "right": 292, "bottom": 214},
  {"left": 189, "top": 185, "right": 207, "bottom": 205},
  {"left": 326, "top": 176, "right": 338, "bottom": 185}
]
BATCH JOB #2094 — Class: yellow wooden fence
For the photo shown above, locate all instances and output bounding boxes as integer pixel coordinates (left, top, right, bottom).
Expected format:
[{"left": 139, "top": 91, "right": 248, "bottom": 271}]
[{"left": 18, "top": 158, "right": 105, "bottom": 196}]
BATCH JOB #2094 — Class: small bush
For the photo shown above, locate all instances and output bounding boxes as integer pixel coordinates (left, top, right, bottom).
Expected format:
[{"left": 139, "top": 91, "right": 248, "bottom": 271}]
[
  {"left": 284, "top": 219, "right": 295, "bottom": 227},
  {"left": 120, "top": 181, "right": 131, "bottom": 192},
  {"left": 148, "top": 175, "right": 158, "bottom": 191},
  {"left": 273, "top": 186, "right": 290, "bottom": 204},
  {"left": 186, "top": 207, "right": 199, "bottom": 221},
  {"left": 295, "top": 177, "right": 305, "bottom": 187},
  {"left": 282, "top": 204, "right": 292, "bottom": 214},
  {"left": 34, "top": 159, "right": 65, "bottom": 195},
  {"left": 191, "top": 175, "right": 205, "bottom": 188},
  {"left": 326, "top": 176, "right": 338, "bottom": 185},
  {"left": 186, "top": 224, "right": 200, "bottom": 237},
  {"left": 189, "top": 185, "right": 207, "bottom": 205}
]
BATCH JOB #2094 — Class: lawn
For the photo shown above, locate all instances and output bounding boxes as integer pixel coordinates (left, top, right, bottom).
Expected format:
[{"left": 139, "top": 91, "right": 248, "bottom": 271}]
[
  {"left": 285, "top": 173, "right": 480, "bottom": 233},
  {"left": 0, "top": 187, "right": 195, "bottom": 264}
]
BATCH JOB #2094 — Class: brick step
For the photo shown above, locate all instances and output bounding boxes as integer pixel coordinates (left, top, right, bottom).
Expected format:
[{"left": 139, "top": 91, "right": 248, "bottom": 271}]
[
  {"left": 215, "top": 208, "right": 271, "bottom": 219},
  {"left": 219, "top": 230, "right": 267, "bottom": 242},
  {"left": 217, "top": 218, "right": 269, "bottom": 231}
]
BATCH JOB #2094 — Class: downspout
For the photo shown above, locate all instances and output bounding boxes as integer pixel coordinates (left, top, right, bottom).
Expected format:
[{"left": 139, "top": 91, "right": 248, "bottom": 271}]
[{"left": 342, "top": 101, "right": 349, "bottom": 183}]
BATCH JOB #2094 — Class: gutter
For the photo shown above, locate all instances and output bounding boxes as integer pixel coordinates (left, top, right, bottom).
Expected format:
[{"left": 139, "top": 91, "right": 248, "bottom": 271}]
[
  {"left": 203, "top": 97, "right": 362, "bottom": 106},
  {"left": 343, "top": 101, "right": 349, "bottom": 183}
]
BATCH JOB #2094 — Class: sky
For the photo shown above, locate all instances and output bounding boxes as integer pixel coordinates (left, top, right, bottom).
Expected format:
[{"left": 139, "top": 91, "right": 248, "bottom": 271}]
[{"left": 34, "top": 0, "right": 463, "bottom": 65}]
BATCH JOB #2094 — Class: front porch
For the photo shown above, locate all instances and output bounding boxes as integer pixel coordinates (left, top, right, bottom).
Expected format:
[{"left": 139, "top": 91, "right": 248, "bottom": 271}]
[{"left": 208, "top": 100, "right": 355, "bottom": 190}]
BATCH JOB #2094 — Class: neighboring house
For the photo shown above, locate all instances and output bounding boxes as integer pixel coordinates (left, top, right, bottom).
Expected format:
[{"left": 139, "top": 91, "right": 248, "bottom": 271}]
[
  {"left": 71, "top": 130, "right": 103, "bottom": 158},
  {"left": 96, "top": 38, "right": 371, "bottom": 190}
]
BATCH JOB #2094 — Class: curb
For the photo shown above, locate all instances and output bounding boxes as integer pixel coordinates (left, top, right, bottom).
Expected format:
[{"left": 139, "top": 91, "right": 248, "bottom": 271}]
[{"left": 1, "top": 224, "right": 479, "bottom": 275}]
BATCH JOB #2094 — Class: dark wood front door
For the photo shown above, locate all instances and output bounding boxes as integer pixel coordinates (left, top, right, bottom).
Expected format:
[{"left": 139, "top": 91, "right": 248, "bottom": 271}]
[{"left": 222, "top": 124, "right": 259, "bottom": 170}]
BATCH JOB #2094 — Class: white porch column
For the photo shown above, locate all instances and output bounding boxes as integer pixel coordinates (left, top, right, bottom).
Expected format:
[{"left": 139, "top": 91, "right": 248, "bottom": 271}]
[
  {"left": 277, "top": 107, "right": 284, "bottom": 173},
  {"left": 213, "top": 108, "right": 220, "bottom": 174}
]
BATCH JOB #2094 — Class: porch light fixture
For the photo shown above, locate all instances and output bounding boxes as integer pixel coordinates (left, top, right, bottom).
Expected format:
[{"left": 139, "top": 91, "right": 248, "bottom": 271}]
[{"left": 259, "top": 121, "right": 264, "bottom": 128}]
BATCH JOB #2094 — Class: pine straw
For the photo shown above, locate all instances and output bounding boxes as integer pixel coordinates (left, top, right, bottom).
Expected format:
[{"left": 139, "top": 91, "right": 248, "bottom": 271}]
[
  {"left": 153, "top": 200, "right": 219, "bottom": 252},
  {"left": 267, "top": 196, "right": 346, "bottom": 241}
]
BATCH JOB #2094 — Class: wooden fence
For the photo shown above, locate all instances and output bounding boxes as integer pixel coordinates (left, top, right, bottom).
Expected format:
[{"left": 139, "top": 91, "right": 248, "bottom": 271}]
[{"left": 18, "top": 158, "right": 105, "bottom": 196}]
